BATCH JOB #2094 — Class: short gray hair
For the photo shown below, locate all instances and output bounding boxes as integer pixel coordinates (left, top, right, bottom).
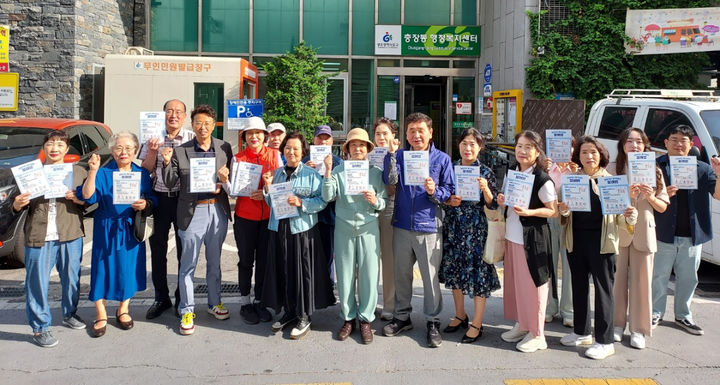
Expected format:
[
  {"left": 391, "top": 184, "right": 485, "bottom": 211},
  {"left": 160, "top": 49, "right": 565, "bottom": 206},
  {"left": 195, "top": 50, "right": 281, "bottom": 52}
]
[{"left": 108, "top": 132, "right": 140, "bottom": 155}]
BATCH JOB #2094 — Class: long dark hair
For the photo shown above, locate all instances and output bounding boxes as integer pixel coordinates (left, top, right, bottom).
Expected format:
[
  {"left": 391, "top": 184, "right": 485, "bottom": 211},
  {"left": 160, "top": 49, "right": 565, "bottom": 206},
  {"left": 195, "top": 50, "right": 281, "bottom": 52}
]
[
  {"left": 615, "top": 128, "right": 664, "bottom": 191},
  {"left": 514, "top": 130, "right": 547, "bottom": 172}
]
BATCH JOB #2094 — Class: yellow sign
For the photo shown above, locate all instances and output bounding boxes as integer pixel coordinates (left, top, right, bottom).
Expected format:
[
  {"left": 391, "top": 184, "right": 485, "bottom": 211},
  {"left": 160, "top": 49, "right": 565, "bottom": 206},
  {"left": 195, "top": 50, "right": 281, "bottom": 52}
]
[
  {"left": 0, "top": 72, "right": 19, "bottom": 111},
  {"left": 0, "top": 25, "right": 8, "bottom": 72}
]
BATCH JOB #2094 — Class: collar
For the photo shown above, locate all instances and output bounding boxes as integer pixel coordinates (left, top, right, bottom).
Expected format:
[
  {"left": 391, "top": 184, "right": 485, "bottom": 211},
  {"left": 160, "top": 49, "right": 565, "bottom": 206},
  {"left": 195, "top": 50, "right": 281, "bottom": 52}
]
[{"left": 193, "top": 138, "right": 215, "bottom": 153}]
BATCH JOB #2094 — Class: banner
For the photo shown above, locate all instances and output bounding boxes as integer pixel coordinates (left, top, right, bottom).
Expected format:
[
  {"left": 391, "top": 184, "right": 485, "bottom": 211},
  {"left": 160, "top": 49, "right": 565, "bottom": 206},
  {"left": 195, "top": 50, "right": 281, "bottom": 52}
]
[
  {"left": 375, "top": 25, "right": 480, "bottom": 56},
  {"left": 0, "top": 25, "right": 8, "bottom": 72},
  {"left": 626, "top": 7, "right": 720, "bottom": 55}
]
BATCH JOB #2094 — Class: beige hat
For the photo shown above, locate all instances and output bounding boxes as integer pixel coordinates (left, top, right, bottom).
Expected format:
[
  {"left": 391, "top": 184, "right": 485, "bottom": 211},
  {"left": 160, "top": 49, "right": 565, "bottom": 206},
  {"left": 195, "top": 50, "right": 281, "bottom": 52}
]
[{"left": 342, "top": 127, "right": 375, "bottom": 154}]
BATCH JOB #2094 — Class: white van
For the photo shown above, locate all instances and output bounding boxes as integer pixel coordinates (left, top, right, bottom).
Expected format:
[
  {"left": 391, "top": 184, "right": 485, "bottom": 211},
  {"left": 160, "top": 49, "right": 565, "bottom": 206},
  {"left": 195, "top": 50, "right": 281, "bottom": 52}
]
[{"left": 584, "top": 89, "right": 720, "bottom": 265}]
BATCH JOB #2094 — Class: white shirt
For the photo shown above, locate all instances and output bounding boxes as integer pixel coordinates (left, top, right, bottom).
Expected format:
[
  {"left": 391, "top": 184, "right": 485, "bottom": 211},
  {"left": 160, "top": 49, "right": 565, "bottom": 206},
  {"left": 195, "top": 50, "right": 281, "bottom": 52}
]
[
  {"left": 44, "top": 199, "right": 59, "bottom": 241},
  {"left": 504, "top": 166, "right": 557, "bottom": 245}
]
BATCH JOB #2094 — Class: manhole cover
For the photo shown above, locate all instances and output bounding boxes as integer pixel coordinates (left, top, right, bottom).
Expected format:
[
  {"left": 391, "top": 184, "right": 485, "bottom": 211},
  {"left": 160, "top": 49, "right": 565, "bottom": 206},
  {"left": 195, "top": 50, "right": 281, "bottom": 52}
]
[
  {"left": 0, "top": 287, "right": 25, "bottom": 298},
  {"left": 194, "top": 283, "right": 241, "bottom": 294}
]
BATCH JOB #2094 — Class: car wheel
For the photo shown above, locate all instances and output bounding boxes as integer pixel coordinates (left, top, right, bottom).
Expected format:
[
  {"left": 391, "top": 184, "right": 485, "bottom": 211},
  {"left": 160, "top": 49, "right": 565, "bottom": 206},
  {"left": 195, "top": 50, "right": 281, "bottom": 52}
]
[{"left": 6, "top": 225, "right": 25, "bottom": 268}]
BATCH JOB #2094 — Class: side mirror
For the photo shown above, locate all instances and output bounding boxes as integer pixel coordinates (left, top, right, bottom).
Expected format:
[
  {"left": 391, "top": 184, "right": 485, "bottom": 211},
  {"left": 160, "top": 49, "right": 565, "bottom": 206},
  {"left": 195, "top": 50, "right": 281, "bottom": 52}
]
[{"left": 64, "top": 154, "right": 80, "bottom": 163}]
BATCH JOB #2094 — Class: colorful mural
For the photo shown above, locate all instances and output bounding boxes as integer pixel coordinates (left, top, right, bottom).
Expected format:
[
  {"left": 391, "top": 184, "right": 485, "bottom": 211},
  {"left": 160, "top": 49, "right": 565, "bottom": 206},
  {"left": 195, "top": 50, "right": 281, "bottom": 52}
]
[{"left": 625, "top": 7, "right": 720, "bottom": 55}]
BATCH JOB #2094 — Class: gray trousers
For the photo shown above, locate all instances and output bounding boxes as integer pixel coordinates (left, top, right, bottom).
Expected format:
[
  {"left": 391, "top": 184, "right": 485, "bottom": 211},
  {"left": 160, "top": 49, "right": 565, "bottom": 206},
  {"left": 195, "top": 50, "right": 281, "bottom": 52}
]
[
  {"left": 392, "top": 227, "right": 443, "bottom": 322},
  {"left": 177, "top": 203, "right": 228, "bottom": 314}
]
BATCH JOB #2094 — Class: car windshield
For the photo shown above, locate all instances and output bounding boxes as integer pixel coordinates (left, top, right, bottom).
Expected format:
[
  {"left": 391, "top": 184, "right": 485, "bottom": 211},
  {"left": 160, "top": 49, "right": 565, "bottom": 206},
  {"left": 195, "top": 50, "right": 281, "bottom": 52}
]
[{"left": 0, "top": 127, "right": 50, "bottom": 167}]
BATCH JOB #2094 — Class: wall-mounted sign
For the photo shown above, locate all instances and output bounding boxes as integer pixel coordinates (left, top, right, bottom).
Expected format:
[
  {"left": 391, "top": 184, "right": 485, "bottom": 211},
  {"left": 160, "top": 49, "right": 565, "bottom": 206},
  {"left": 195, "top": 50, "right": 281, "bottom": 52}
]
[
  {"left": 456, "top": 102, "right": 472, "bottom": 115},
  {"left": 0, "top": 72, "right": 19, "bottom": 111},
  {"left": 483, "top": 83, "right": 492, "bottom": 97},
  {"left": 375, "top": 25, "right": 481, "bottom": 56},
  {"left": 483, "top": 64, "right": 492, "bottom": 82},
  {"left": 227, "top": 99, "right": 264, "bottom": 131},
  {"left": 0, "top": 26, "right": 8, "bottom": 72}
]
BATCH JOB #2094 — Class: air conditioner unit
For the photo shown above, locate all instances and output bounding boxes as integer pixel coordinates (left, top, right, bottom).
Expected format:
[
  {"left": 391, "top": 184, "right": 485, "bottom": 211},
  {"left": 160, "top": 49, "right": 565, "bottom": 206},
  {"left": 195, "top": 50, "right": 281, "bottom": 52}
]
[{"left": 124, "top": 47, "right": 154, "bottom": 55}]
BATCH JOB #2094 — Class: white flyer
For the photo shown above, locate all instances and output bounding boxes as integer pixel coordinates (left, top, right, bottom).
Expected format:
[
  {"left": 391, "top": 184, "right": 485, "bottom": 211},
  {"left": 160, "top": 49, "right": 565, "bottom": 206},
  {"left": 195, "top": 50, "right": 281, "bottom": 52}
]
[
  {"left": 403, "top": 151, "right": 429, "bottom": 186},
  {"left": 545, "top": 129, "right": 573, "bottom": 163},
  {"left": 310, "top": 145, "right": 332, "bottom": 175},
  {"left": 11, "top": 159, "right": 49, "bottom": 199},
  {"left": 44, "top": 163, "right": 74, "bottom": 199},
  {"left": 268, "top": 181, "right": 299, "bottom": 220},
  {"left": 503, "top": 170, "right": 535, "bottom": 209},
  {"left": 669, "top": 156, "right": 698, "bottom": 190},
  {"left": 139, "top": 111, "right": 166, "bottom": 143},
  {"left": 628, "top": 152, "right": 656, "bottom": 186},
  {"left": 344, "top": 160, "right": 369, "bottom": 196},
  {"left": 561, "top": 174, "right": 591, "bottom": 212},
  {"left": 454, "top": 165, "right": 480, "bottom": 202},
  {"left": 189, "top": 157, "right": 217, "bottom": 193},
  {"left": 112, "top": 171, "right": 141, "bottom": 205},
  {"left": 230, "top": 159, "right": 263, "bottom": 197},
  {"left": 597, "top": 175, "right": 631, "bottom": 215},
  {"left": 368, "top": 147, "right": 388, "bottom": 171}
]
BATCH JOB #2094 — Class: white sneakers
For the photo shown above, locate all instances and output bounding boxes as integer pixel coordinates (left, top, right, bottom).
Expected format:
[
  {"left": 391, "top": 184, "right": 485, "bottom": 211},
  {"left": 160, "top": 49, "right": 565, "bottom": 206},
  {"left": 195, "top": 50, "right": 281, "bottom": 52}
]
[
  {"left": 585, "top": 342, "right": 615, "bottom": 360},
  {"left": 516, "top": 333, "right": 547, "bottom": 353},
  {"left": 613, "top": 326, "right": 624, "bottom": 342},
  {"left": 630, "top": 332, "right": 646, "bottom": 349},
  {"left": 501, "top": 322, "right": 528, "bottom": 343},
  {"left": 560, "top": 332, "right": 593, "bottom": 346},
  {"left": 562, "top": 317, "right": 574, "bottom": 328}
]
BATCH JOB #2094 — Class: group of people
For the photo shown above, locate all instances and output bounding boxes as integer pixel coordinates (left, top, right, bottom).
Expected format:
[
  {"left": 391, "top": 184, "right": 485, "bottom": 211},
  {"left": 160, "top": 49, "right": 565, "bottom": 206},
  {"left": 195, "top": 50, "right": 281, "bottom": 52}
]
[{"left": 16, "top": 100, "right": 717, "bottom": 362}]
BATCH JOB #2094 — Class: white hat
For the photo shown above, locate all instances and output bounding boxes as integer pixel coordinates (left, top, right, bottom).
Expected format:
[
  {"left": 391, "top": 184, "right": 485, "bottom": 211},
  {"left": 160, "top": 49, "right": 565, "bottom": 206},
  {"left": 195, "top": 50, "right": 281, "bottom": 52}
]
[
  {"left": 267, "top": 122, "right": 286, "bottom": 133},
  {"left": 244, "top": 116, "right": 267, "bottom": 133}
]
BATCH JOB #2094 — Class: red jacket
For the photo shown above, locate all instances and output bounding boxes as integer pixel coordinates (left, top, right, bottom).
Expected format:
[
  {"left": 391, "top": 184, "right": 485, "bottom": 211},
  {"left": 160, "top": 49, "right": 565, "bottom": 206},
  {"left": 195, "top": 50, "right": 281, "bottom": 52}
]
[{"left": 233, "top": 145, "right": 281, "bottom": 221}]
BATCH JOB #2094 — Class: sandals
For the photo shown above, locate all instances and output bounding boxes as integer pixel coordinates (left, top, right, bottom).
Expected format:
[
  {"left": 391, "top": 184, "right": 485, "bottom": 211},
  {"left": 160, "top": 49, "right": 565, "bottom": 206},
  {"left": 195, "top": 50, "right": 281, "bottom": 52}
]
[
  {"left": 443, "top": 314, "right": 469, "bottom": 333},
  {"left": 116, "top": 311, "right": 134, "bottom": 330},
  {"left": 92, "top": 319, "right": 107, "bottom": 338},
  {"left": 461, "top": 323, "right": 484, "bottom": 344}
]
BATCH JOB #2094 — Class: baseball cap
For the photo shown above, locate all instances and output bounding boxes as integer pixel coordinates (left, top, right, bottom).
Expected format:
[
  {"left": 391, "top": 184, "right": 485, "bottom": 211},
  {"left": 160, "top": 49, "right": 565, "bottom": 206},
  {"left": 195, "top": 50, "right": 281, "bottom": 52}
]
[
  {"left": 267, "top": 122, "right": 286, "bottom": 133},
  {"left": 314, "top": 125, "right": 332, "bottom": 137}
]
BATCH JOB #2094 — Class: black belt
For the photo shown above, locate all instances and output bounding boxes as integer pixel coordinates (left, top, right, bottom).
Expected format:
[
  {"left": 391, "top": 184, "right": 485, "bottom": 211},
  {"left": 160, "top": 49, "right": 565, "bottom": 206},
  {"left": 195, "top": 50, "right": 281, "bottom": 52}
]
[{"left": 156, "top": 191, "right": 179, "bottom": 198}]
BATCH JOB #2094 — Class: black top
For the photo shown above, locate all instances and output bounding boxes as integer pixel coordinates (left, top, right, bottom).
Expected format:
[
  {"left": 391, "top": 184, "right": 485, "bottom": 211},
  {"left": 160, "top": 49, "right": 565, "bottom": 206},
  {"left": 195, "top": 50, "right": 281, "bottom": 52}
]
[
  {"left": 573, "top": 180, "right": 603, "bottom": 231},
  {"left": 675, "top": 189, "right": 691, "bottom": 237}
]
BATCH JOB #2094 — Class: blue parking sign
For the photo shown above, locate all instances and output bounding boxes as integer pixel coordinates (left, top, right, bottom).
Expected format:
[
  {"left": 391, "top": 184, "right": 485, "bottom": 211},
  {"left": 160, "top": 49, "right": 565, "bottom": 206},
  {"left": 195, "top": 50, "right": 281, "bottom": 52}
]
[{"left": 227, "top": 99, "right": 264, "bottom": 130}]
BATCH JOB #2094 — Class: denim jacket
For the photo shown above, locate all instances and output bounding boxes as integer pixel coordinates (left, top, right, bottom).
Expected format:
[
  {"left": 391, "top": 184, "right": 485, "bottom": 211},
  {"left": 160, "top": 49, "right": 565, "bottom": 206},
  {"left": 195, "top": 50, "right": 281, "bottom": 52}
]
[{"left": 266, "top": 162, "right": 327, "bottom": 234}]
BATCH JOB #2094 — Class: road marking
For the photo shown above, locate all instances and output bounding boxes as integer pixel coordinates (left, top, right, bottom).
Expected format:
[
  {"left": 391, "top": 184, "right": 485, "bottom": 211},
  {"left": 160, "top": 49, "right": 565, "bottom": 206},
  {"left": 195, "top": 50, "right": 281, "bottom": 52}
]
[{"left": 505, "top": 379, "right": 658, "bottom": 385}]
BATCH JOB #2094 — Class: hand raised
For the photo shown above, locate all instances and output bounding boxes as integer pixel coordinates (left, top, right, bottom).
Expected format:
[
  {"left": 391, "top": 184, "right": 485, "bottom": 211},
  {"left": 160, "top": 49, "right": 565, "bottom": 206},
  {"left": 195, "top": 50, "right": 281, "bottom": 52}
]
[{"left": 88, "top": 153, "right": 101, "bottom": 171}]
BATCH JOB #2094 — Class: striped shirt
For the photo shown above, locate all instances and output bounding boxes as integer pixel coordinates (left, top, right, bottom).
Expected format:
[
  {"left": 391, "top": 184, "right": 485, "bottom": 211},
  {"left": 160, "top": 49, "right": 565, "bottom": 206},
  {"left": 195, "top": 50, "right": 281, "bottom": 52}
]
[{"left": 138, "top": 128, "right": 195, "bottom": 192}]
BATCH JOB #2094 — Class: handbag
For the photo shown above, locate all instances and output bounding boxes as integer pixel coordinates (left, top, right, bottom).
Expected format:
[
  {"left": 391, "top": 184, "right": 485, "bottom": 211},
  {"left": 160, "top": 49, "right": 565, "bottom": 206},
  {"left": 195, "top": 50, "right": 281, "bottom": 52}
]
[
  {"left": 133, "top": 200, "right": 154, "bottom": 242},
  {"left": 482, "top": 206, "right": 505, "bottom": 264}
]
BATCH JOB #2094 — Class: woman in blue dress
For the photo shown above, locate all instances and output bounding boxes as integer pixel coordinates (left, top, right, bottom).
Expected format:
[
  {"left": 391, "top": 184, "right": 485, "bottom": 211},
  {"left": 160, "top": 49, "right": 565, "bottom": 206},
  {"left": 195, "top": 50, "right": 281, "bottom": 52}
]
[
  {"left": 440, "top": 128, "right": 501, "bottom": 343},
  {"left": 79, "top": 132, "right": 157, "bottom": 337}
]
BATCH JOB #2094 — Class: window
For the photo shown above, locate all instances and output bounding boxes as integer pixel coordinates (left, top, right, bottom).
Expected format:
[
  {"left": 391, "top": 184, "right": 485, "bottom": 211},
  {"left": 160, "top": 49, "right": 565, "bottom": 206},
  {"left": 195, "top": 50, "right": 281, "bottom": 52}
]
[
  {"left": 352, "top": 0, "right": 375, "bottom": 55},
  {"left": 351, "top": 60, "right": 373, "bottom": 129},
  {"left": 454, "top": 0, "right": 476, "bottom": 25},
  {"left": 597, "top": 106, "right": 637, "bottom": 140},
  {"left": 304, "top": 0, "right": 348, "bottom": 55},
  {"left": 701, "top": 110, "right": 720, "bottom": 157},
  {"left": 644, "top": 108, "right": 692, "bottom": 149},
  {"left": 202, "top": 0, "right": 250, "bottom": 53},
  {"left": 404, "top": 0, "right": 450, "bottom": 25},
  {"left": 326, "top": 73, "right": 348, "bottom": 133},
  {"left": 378, "top": 0, "right": 401, "bottom": 24},
  {"left": 254, "top": 0, "right": 299, "bottom": 54},
  {"left": 150, "top": 1, "right": 199, "bottom": 51},
  {"left": 79, "top": 125, "right": 106, "bottom": 153},
  {"left": 65, "top": 127, "right": 83, "bottom": 155}
]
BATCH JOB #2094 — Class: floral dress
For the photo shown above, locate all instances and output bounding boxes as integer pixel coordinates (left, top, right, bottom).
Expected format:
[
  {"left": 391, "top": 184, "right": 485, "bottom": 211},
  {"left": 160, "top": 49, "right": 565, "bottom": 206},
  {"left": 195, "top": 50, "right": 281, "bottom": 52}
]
[{"left": 439, "top": 159, "right": 501, "bottom": 298}]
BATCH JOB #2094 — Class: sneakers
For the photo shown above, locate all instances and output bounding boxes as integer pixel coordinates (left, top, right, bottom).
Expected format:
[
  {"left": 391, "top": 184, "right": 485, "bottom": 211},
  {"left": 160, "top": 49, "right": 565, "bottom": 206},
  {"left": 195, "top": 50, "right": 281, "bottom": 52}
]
[
  {"left": 271, "top": 312, "right": 297, "bottom": 333},
  {"left": 146, "top": 300, "right": 172, "bottom": 320},
  {"left": 630, "top": 332, "right": 646, "bottom": 349},
  {"left": 240, "top": 304, "right": 259, "bottom": 324},
  {"left": 562, "top": 317, "right": 574, "bottom": 328},
  {"left": 544, "top": 313, "right": 555, "bottom": 323},
  {"left": 516, "top": 333, "right": 547, "bottom": 353},
  {"left": 290, "top": 315, "right": 311, "bottom": 339},
  {"left": 180, "top": 312, "right": 196, "bottom": 335},
  {"left": 426, "top": 321, "right": 442, "bottom": 348},
  {"left": 255, "top": 303, "right": 272, "bottom": 323},
  {"left": 207, "top": 303, "right": 229, "bottom": 320},
  {"left": 62, "top": 313, "right": 86, "bottom": 330},
  {"left": 585, "top": 342, "right": 615, "bottom": 360},
  {"left": 501, "top": 322, "right": 528, "bottom": 343},
  {"left": 613, "top": 326, "right": 624, "bottom": 342},
  {"left": 675, "top": 318, "right": 704, "bottom": 335},
  {"left": 382, "top": 318, "right": 413, "bottom": 337},
  {"left": 33, "top": 331, "right": 58, "bottom": 348},
  {"left": 651, "top": 314, "right": 661, "bottom": 329},
  {"left": 560, "top": 332, "right": 593, "bottom": 347}
]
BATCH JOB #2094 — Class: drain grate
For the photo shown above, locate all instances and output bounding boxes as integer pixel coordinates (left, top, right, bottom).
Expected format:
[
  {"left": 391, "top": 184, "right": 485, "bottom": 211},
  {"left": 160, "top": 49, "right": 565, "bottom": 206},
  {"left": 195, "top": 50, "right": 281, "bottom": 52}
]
[
  {"left": 194, "top": 283, "right": 241, "bottom": 294},
  {"left": 0, "top": 287, "right": 25, "bottom": 298}
]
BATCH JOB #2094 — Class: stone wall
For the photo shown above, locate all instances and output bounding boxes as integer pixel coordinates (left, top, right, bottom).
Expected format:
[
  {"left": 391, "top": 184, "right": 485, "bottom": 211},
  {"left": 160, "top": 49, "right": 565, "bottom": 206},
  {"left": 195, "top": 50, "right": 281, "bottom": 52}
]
[{"left": 0, "top": 0, "right": 147, "bottom": 120}]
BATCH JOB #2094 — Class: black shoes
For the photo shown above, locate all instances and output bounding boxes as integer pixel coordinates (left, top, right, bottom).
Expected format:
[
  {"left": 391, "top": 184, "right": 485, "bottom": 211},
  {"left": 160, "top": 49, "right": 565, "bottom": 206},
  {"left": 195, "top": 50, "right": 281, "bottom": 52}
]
[
  {"left": 461, "top": 323, "right": 483, "bottom": 344},
  {"left": 382, "top": 317, "right": 413, "bottom": 337},
  {"left": 271, "top": 312, "right": 297, "bottom": 333},
  {"left": 240, "top": 304, "right": 259, "bottom": 325},
  {"left": 443, "top": 314, "right": 469, "bottom": 333},
  {"left": 146, "top": 300, "right": 172, "bottom": 320},
  {"left": 675, "top": 318, "right": 704, "bottom": 335},
  {"left": 427, "top": 321, "right": 442, "bottom": 348},
  {"left": 255, "top": 303, "right": 272, "bottom": 323}
]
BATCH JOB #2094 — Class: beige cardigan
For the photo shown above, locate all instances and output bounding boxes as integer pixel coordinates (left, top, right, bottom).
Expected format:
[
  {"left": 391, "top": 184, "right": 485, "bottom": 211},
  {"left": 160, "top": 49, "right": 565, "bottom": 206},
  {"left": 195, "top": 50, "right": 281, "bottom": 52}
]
[{"left": 560, "top": 168, "right": 638, "bottom": 254}]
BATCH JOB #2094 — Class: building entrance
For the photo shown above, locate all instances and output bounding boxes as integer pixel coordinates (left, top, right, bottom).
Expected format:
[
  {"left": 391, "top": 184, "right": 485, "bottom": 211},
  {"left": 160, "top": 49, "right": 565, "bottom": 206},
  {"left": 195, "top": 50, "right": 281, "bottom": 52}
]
[{"left": 405, "top": 76, "right": 447, "bottom": 152}]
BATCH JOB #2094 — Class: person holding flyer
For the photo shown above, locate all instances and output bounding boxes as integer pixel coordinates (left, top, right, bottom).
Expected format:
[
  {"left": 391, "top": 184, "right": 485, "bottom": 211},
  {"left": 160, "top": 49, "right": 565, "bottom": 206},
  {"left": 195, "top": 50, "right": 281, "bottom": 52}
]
[
  {"left": 321, "top": 128, "right": 386, "bottom": 344},
  {"left": 78, "top": 132, "right": 157, "bottom": 338},
  {"left": 381, "top": 112, "right": 454, "bottom": 349},
  {"left": 261, "top": 132, "right": 334, "bottom": 340},
  {"left": 497, "top": 131, "right": 557, "bottom": 353},
  {"left": 12, "top": 131, "right": 86, "bottom": 347},
  {"left": 558, "top": 136, "right": 636, "bottom": 360},
  {"left": 439, "top": 128, "right": 501, "bottom": 344},
  {"left": 652, "top": 125, "right": 720, "bottom": 336},
  {"left": 231, "top": 117, "right": 281, "bottom": 325},
  {"left": 611, "top": 128, "right": 669, "bottom": 350},
  {"left": 161, "top": 105, "right": 234, "bottom": 336}
]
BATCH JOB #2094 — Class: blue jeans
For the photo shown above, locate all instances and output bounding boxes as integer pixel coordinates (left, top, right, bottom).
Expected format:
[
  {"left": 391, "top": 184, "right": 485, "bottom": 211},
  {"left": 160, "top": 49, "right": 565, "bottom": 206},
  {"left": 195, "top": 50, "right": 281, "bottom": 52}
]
[
  {"left": 25, "top": 238, "right": 83, "bottom": 333},
  {"left": 652, "top": 237, "right": 702, "bottom": 321}
]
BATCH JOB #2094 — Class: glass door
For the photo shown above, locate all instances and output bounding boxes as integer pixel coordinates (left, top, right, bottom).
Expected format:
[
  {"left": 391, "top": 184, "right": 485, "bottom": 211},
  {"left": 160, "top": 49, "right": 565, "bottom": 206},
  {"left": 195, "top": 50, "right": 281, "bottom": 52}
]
[
  {"left": 376, "top": 75, "right": 401, "bottom": 137},
  {"left": 450, "top": 76, "right": 475, "bottom": 160}
]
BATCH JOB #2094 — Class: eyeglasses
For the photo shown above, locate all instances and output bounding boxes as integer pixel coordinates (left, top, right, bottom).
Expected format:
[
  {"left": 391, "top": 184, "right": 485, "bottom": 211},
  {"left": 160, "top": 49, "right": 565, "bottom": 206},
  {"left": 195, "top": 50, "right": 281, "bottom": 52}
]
[
  {"left": 193, "top": 121, "right": 215, "bottom": 128},
  {"left": 112, "top": 146, "right": 136, "bottom": 153},
  {"left": 667, "top": 138, "right": 691, "bottom": 145},
  {"left": 165, "top": 109, "right": 186, "bottom": 116}
]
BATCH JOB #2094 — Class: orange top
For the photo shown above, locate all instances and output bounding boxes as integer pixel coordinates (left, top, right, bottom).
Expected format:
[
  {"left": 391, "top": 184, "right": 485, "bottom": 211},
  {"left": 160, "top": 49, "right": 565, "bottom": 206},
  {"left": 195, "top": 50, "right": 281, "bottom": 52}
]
[{"left": 233, "top": 145, "right": 281, "bottom": 221}]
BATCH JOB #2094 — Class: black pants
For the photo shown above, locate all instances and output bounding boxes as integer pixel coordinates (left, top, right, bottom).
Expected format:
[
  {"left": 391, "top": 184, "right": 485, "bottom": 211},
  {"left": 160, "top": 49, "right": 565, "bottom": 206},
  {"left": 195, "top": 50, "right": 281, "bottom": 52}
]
[
  {"left": 149, "top": 193, "right": 182, "bottom": 304},
  {"left": 567, "top": 228, "right": 616, "bottom": 344},
  {"left": 317, "top": 221, "right": 335, "bottom": 282},
  {"left": 233, "top": 215, "right": 269, "bottom": 301}
]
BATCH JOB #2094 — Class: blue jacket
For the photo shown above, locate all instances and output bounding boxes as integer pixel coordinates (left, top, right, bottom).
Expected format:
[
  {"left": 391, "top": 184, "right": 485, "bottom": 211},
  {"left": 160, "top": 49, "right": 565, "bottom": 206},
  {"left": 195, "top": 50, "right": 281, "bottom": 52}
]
[
  {"left": 266, "top": 162, "right": 327, "bottom": 234},
  {"left": 654, "top": 154, "right": 716, "bottom": 246},
  {"left": 302, "top": 153, "right": 343, "bottom": 226},
  {"left": 383, "top": 142, "right": 454, "bottom": 233}
]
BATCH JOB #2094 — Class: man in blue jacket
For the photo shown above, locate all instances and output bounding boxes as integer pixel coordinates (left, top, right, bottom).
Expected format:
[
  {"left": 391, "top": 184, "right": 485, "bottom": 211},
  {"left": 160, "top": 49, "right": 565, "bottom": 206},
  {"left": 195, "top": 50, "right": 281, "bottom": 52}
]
[{"left": 381, "top": 112, "right": 454, "bottom": 348}]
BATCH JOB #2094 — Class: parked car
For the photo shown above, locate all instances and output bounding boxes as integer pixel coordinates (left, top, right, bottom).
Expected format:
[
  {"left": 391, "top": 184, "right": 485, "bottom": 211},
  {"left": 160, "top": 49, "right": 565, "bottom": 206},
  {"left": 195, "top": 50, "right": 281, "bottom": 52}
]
[
  {"left": 585, "top": 89, "right": 720, "bottom": 265},
  {"left": 0, "top": 118, "right": 113, "bottom": 267}
]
